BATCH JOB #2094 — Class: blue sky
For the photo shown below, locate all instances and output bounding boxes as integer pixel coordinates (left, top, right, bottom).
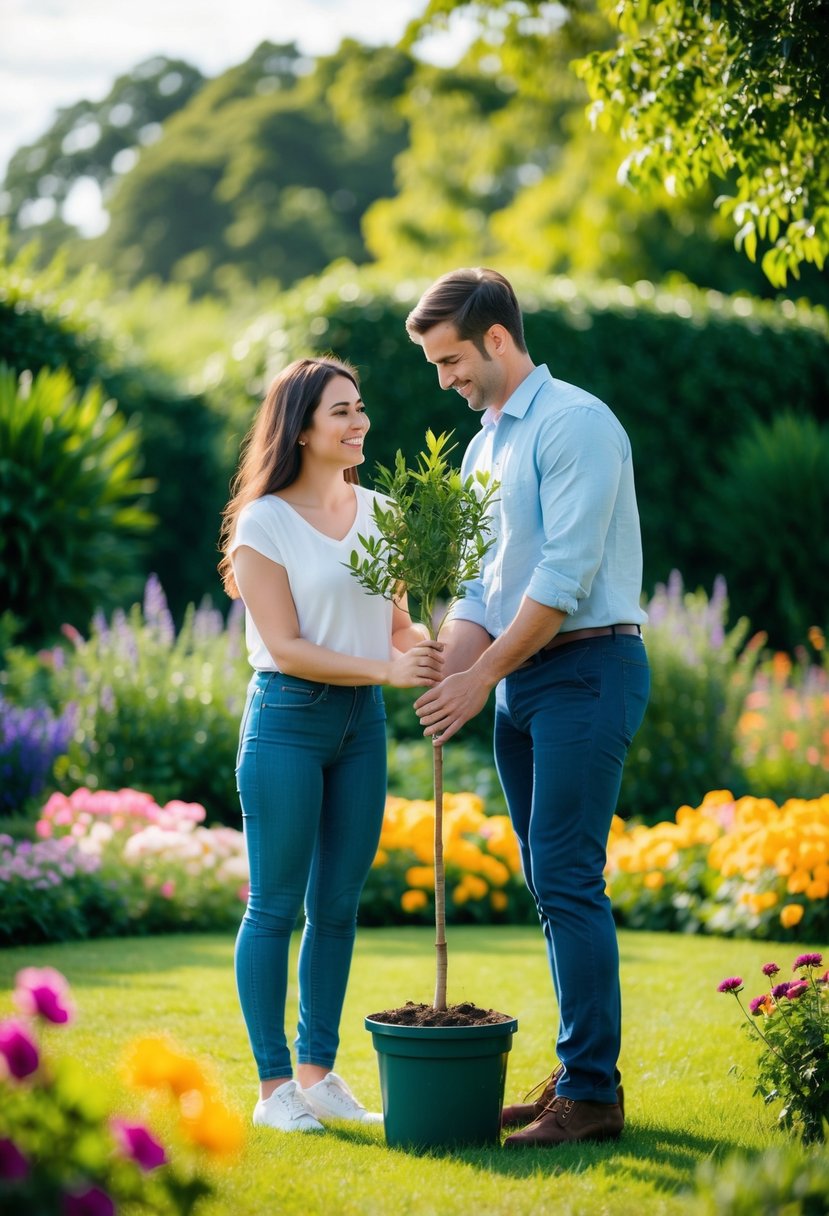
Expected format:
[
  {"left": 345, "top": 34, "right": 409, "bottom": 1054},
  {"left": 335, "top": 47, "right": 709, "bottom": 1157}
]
[{"left": 0, "top": 0, "right": 469, "bottom": 179}]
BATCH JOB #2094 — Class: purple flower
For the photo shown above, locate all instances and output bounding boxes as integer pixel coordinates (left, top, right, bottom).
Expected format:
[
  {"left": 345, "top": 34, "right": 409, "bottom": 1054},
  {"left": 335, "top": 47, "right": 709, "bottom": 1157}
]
[
  {"left": 0, "top": 1019, "right": 39, "bottom": 1079},
  {"left": 793, "top": 952, "right": 823, "bottom": 970},
  {"left": 111, "top": 1119, "right": 167, "bottom": 1171},
  {"left": 13, "top": 966, "right": 74, "bottom": 1024},
  {"left": 786, "top": 981, "right": 809, "bottom": 1000},
  {"left": 761, "top": 962, "right": 780, "bottom": 977},
  {"left": 0, "top": 1137, "right": 30, "bottom": 1181},
  {"left": 771, "top": 982, "right": 792, "bottom": 999},
  {"left": 63, "top": 1185, "right": 116, "bottom": 1216},
  {"left": 748, "top": 995, "right": 771, "bottom": 1016},
  {"left": 717, "top": 976, "right": 743, "bottom": 993}
]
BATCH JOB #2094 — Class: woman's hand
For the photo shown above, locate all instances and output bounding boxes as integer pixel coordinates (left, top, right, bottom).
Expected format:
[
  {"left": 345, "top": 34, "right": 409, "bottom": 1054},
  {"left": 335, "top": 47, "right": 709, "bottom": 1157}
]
[{"left": 386, "top": 640, "right": 444, "bottom": 688}]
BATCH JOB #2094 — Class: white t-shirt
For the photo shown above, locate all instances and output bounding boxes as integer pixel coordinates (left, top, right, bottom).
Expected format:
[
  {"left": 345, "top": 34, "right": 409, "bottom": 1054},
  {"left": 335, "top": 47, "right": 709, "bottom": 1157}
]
[{"left": 230, "top": 485, "right": 394, "bottom": 671}]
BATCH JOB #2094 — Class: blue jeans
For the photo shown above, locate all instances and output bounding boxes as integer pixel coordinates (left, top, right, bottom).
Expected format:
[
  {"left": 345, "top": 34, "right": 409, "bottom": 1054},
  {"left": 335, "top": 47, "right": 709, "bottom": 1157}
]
[
  {"left": 234, "top": 671, "right": 387, "bottom": 1080},
  {"left": 494, "top": 633, "right": 650, "bottom": 1103}
]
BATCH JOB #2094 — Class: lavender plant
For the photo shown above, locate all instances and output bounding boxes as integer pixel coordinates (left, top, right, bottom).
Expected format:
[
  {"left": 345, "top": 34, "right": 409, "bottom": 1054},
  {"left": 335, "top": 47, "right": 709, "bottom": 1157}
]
[
  {"left": 0, "top": 697, "right": 74, "bottom": 816},
  {"left": 20, "top": 577, "right": 249, "bottom": 825}
]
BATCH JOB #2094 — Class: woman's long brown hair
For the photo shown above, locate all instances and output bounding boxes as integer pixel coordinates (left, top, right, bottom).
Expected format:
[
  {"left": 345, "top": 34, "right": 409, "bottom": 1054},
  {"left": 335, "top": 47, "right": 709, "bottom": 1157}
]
[{"left": 218, "top": 356, "right": 360, "bottom": 598}]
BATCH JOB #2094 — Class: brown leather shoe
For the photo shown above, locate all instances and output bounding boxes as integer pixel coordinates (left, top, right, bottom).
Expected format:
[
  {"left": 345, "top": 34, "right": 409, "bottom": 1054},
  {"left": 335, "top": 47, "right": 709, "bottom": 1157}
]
[
  {"left": 503, "top": 1095, "right": 624, "bottom": 1148},
  {"left": 501, "top": 1065, "right": 625, "bottom": 1129}
]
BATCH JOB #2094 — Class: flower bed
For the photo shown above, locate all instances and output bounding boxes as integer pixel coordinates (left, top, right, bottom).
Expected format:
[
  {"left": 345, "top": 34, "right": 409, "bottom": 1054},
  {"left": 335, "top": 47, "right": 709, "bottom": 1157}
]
[{"left": 607, "top": 790, "right": 829, "bottom": 939}]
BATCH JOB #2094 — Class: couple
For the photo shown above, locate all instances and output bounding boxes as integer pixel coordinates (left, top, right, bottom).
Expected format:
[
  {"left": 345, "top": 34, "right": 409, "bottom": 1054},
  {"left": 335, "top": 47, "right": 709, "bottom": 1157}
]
[{"left": 218, "top": 268, "right": 650, "bottom": 1147}]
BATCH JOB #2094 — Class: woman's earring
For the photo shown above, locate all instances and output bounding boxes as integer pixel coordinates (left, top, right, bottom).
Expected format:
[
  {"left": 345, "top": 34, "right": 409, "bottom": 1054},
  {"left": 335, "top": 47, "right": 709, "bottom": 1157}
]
[{"left": 298, "top": 440, "right": 306, "bottom": 446}]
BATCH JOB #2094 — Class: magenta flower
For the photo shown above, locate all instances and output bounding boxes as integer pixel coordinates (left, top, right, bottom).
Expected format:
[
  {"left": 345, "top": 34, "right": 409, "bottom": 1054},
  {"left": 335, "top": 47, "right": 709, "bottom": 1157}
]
[
  {"left": 748, "top": 995, "right": 770, "bottom": 1016},
  {"left": 717, "top": 976, "right": 743, "bottom": 993},
  {"left": 13, "top": 966, "right": 74, "bottom": 1025},
  {"left": 771, "top": 982, "right": 792, "bottom": 999},
  {"left": 761, "top": 962, "right": 780, "bottom": 977},
  {"left": 111, "top": 1119, "right": 167, "bottom": 1171},
  {"left": 63, "top": 1185, "right": 116, "bottom": 1216},
  {"left": 793, "top": 953, "right": 823, "bottom": 970},
  {"left": 0, "top": 1137, "right": 30, "bottom": 1182},
  {"left": 0, "top": 1019, "right": 39, "bottom": 1079},
  {"left": 786, "top": 981, "right": 809, "bottom": 1000}
]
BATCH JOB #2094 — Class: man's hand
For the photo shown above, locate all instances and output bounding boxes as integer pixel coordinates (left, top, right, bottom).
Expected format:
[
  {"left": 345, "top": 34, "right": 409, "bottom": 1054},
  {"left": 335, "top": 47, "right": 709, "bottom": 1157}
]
[{"left": 413, "top": 669, "right": 493, "bottom": 744}]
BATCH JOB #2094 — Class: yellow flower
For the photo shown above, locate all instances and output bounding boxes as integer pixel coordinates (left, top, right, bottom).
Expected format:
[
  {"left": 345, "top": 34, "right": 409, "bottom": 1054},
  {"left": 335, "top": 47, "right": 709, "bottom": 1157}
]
[
  {"left": 405, "top": 865, "right": 435, "bottom": 889},
  {"left": 780, "top": 903, "right": 805, "bottom": 929},
  {"left": 179, "top": 1089, "right": 244, "bottom": 1157},
  {"left": 123, "top": 1037, "right": 208, "bottom": 1097},
  {"left": 401, "top": 889, "right": 428, "bottom": 913},
  {"left": 643, "top": 871, "right": 665, "bottom": 890},
  {"left": 456, "top": 875, "right": 488, "bottom": 901},
  {"left": 490, "top": 891, "right": 508, "bottom": 912}
]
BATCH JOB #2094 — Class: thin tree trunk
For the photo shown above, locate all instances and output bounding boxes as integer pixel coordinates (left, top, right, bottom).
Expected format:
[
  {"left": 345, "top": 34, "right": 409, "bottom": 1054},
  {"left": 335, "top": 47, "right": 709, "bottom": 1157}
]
[{"left": 433, "top": 741, "right": 447, "bottom": 1010}]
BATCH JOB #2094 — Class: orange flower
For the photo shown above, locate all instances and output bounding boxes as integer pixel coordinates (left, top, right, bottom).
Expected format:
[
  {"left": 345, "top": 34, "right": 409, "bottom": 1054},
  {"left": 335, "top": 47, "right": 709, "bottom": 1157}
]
[
  {"left": 123, "top": 1037, "right": 208, "bottom": 1097},
  {"left": 179, "top": 1089, "right": 244, "bottom": 1157},
  {"left": 401, "top": 889, "right": 428, "bottom": 913},
  {"left": 780, "top": 904, "right": 805, "bottom": 929}
]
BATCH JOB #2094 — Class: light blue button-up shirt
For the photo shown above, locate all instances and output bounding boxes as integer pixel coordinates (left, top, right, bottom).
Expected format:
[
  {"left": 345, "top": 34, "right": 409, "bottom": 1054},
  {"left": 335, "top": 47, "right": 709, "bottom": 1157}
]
[{"left": 449, "top": 364, "right": 647, "bottom": 638}]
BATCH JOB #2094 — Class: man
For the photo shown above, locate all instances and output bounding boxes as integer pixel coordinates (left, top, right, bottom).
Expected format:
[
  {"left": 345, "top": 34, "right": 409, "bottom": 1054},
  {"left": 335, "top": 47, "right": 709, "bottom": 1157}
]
[{"left": 408, "top": 268, "right": 650, "bottom": 1148}]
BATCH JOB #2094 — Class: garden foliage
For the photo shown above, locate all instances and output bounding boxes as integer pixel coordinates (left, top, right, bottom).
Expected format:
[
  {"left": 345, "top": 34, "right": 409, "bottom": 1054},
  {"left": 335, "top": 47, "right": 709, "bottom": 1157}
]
[
  {"left": 718, "top": 953, "right": 828, "bottom": 1143},
  {"left": 0, "top": 695, "right": 75, "bottom": 817},
  {"left": 0, "top": 237, "right": 231, "bottom": 625},
  {"left": 0, "top": 363, "right": 154, "bottom": 642}
]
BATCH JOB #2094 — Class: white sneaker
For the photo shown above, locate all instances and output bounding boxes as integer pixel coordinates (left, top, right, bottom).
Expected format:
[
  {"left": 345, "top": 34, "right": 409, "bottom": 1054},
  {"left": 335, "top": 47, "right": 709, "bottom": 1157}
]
[
  {"left": 302, "top": 1072, "right": 384, "bottom": 1125},
  {"left": 252, "top": 1080, "right": 324, "bottom": 1132}
]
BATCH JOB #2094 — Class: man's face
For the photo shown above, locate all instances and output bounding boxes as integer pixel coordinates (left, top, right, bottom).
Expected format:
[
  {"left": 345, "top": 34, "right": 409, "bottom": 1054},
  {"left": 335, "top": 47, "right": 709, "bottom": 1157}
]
[{"left": 416, "top": 321, "right": 508, "bottom": 413}]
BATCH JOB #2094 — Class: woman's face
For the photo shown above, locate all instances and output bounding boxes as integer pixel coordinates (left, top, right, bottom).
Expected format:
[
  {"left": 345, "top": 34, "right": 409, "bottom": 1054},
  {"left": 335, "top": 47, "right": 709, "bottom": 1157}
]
[{"left": 299, "top": 375, "right": 369, "bottom": 469}]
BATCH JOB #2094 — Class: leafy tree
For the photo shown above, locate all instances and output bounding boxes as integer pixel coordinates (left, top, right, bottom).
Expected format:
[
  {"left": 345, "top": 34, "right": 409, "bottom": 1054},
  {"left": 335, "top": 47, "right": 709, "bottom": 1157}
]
[
  {"left": 0, "top": 57, "right": 205, "bottom": 261},
  {"left": 412, "top": 0, "right": 829, "bottom": 289},
  {"left": 576, "top": 0, "right": 829, "bottom": 288},
  {"left": 65, "top": 41, "right": 413, "bottom": 295}
]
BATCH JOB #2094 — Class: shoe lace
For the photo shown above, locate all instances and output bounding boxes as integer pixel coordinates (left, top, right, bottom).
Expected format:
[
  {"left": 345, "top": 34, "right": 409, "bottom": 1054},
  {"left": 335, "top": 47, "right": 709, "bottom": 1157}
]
[
  {"left": 522, "top": 1064, "right": 562, "bottom": 1104},
  {"left": 279, "top": 1083, "right": 315, "bottom": 1120},
  {"left": 324, "top": 1074, "right": 365, "bottom": 1113}
]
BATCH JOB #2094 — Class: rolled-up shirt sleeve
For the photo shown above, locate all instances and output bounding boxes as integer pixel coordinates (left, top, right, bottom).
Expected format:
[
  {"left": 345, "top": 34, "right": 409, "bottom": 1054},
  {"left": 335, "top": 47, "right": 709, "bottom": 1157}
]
[
  {"left": 526, "top": 408, "right": 624, "bottom": 615},
  {"left": 444, "top": 572, "right": 488, "bottom": 628}
]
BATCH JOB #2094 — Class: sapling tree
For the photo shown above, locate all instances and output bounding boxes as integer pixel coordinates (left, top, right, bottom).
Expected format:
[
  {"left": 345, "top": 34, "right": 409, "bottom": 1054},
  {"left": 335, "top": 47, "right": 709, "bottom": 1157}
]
[{"left": 348, "top": 430, "right": 497, "bottom": 1010}]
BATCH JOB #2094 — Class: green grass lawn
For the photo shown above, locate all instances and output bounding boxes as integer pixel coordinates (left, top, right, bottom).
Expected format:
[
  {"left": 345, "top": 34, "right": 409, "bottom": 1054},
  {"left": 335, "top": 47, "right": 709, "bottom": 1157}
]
[{"left": 1, "top": 926, "right": 821, "bottom": 1216}]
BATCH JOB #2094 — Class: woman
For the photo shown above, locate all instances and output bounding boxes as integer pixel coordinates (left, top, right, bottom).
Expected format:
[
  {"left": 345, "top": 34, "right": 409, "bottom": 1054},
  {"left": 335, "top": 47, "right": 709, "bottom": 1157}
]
[{"left": 219, "top": 357, "right": 442, "bottom": 1133}]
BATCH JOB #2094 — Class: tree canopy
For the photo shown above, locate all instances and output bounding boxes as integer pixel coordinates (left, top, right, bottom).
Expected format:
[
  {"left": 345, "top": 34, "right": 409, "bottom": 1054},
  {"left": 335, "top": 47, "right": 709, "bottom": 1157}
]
[{"left": 411, "top": 0, "right": 829, "bottom": 288}]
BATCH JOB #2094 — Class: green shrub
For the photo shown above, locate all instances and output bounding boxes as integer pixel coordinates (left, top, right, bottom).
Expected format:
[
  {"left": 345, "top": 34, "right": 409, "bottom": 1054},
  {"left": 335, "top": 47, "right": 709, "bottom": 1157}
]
[
  {"left": 0, "top": 239, "right": 232, "bottom": 619},
  {"left": 0, "top": 364, "right": 154, "bottom": 642},
  {"left": 691, "top": 1139, "right": 829, "bottom": 1214},
  {"left": 702, "top": 412, "right": 829, "bottom": 651}
]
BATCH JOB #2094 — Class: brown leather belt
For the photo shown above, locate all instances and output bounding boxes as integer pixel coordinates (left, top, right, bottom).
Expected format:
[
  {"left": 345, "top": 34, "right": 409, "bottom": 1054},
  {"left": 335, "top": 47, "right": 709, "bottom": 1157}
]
[{"left": 516, "top": 624, "right": 642, "bottom": 671}]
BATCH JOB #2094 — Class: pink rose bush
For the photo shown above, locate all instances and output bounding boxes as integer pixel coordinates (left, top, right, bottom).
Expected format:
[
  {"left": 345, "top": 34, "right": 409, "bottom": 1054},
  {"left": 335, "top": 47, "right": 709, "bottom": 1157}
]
[
  {"left": 0, "top": 967, "right": 241, "bottom": 1214},
  {"left": 1, "top": 789, "right": 248, "bottom": 945}
]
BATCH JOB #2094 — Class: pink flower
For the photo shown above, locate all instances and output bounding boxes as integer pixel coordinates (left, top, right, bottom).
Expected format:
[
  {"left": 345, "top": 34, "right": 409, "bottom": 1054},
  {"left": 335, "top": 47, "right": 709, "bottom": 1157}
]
[
  {"left": 761, "top": 962, "right": 780, "bottom": 977},
  {"left": 111, "top": 1119, "right": 168, "bottom": 1171},
  {"left": 771, "top": 982, "right": 792, "bottom": 999},
  {"left": 717, "top": 977, "right": 743, "bottom": 993},
  {"left": 160, "top": 880, "right": 176, "bottom": 900},
  {"left": 0, "top": 1019, "right": 39, "bottom": 1079},
  {"left": 785, "top": 981, "right": 809, "bottom": 1000},
  {"left": 63, "top": 1185, "right": 116, "bottom": 1216},
  {"left": 0, "top": 1137, "right": 30, "bottom": 1181},
  {"left": 13, "top": 967, "right": 74, "bottom": 1024},
  {"left": 793, "top": 952, "right": 823, "bottom": 970}
]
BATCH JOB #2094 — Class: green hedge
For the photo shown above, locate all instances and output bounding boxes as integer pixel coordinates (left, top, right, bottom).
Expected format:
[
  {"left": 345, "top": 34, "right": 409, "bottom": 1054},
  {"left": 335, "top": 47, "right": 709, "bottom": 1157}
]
[{"left": 230, "top": 264, "right": 829, "bottom": 646}]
